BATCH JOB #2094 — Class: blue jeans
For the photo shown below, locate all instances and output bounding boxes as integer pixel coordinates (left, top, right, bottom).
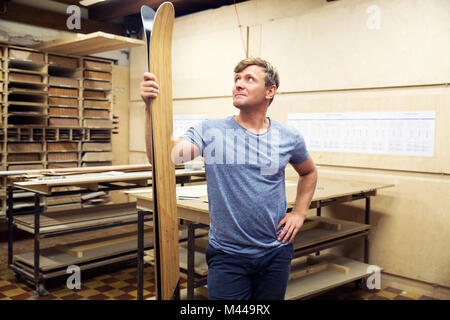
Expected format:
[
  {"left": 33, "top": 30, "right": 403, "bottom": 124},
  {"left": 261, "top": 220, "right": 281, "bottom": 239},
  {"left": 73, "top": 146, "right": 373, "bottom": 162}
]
[{"left": 205, "top": 243, "right": 294, "bottom": 300}]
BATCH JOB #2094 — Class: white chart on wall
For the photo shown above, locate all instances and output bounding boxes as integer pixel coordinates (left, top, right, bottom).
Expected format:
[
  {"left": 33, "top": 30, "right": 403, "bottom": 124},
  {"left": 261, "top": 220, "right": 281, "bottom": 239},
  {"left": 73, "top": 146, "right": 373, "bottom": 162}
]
[
  {"left": 172, "top": 114, "right": 208, "bottom": 139},
  {"left": 287, "top": 111, "right": 436, "bottom": 156}
]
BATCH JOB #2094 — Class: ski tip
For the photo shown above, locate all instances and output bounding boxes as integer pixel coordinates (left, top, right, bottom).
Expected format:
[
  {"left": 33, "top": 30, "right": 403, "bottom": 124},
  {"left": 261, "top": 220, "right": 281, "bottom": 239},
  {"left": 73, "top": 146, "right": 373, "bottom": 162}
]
[
  {"left": 141, "top": 5, "right": 156, "bottom": 19},
  {"left": 156, "top": 1, "right": 175, "bottom": 15}
]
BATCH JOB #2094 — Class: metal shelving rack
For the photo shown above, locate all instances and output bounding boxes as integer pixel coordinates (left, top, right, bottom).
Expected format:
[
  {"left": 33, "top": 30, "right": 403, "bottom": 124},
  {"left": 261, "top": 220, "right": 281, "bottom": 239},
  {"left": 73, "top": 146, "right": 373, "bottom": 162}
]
[{"left": 7, "top": 172, "right": 153, "bottom": 297}]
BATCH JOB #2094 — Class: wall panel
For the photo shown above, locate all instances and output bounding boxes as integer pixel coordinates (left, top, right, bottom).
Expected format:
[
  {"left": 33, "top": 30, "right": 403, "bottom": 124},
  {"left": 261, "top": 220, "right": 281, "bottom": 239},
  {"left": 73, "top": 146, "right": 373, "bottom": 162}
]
[
  {"left": 261, "top": 0, "right": 450, "bottom": 93},
  {"left": 268, "top": 86, "right": 450, "bottom": 173}
]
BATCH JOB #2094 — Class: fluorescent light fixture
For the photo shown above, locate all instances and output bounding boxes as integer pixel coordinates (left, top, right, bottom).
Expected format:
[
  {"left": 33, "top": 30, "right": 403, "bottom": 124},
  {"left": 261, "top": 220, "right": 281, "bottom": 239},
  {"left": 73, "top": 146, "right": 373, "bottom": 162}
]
[{"left": 79, "top": 0, "right": 106, "bottom": 6}]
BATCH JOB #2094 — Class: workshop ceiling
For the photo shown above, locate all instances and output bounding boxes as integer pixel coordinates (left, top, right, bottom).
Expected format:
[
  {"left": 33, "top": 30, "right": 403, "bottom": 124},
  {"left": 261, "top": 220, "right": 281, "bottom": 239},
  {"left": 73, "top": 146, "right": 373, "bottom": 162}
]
[{"left": 0, "top": 0, "right": 248, "bottom": 36}]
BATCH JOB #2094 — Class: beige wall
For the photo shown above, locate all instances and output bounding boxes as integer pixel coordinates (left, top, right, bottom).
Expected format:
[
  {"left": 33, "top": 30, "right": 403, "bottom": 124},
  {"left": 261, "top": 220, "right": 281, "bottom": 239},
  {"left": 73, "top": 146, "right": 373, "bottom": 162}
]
[
  {"left": 110, "top": 65, "right": 130, "bottom": 204},
  {"left": 129, "top": 0, "right": 450, "bottom": 286}
]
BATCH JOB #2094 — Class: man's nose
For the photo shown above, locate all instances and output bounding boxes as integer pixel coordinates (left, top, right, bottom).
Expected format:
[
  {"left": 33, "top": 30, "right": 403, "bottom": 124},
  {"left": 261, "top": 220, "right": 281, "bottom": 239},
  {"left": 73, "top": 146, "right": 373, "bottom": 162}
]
[{"left": 235, "top": 78, "right": 245, "bottom": 89}]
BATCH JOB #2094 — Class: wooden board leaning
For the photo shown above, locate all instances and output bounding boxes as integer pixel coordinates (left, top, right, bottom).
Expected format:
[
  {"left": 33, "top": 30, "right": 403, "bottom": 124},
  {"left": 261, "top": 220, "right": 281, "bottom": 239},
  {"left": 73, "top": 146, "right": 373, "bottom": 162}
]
[{"left": 143, "top": 2, "right": 180, "bottom": 300}]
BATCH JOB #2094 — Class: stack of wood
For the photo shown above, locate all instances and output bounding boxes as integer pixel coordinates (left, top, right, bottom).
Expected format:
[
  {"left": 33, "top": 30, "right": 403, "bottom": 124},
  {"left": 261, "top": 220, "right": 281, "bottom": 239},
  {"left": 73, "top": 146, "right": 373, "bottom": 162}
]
[
  {"left": 44, "top": 186, "right": 81, "bottom": 212},
  {"left": 81, "top": 191, "right": 112, "bottom": 207}
]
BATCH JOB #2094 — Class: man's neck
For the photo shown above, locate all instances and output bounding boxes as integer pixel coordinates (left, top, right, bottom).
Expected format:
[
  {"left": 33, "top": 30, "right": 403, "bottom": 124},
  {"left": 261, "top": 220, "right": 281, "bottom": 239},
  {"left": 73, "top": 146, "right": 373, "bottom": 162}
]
[{"left": 235, "top": 111, "right": 270, "bottom": 134}]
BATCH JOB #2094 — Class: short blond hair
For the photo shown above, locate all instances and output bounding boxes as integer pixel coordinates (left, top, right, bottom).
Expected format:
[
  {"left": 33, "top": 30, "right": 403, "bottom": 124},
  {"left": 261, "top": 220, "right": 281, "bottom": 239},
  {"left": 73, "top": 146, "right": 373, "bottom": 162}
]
[{"left": 234, "top": 57, "right": 279, "bottom": 104}]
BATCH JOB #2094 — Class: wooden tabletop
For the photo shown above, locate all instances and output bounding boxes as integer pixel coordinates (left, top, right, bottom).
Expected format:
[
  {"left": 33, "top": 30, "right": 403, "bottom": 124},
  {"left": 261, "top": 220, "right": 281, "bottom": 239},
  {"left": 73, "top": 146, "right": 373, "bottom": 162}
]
[
  {"left": 31, "top": 31, "right": 144, "bottom": 56},
  {"left": 135, "top": 178, "right": 394, "bottom": 224},
  {"left": 13, "top": 168, "right": 206, "bottom": 195}
]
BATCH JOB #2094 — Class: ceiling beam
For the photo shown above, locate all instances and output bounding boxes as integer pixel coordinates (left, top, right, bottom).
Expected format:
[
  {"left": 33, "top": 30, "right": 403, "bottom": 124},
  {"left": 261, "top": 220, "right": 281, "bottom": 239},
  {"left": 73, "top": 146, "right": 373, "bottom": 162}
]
[
  {"left": 0, "top": 2, "right": 126, "bottom": 36},
  {"left": 89, "top": 0, "right": 247, "bottom": 21},
  {"left": 89, "top": 0, "right": 169, "bottom": 21},
  {"left": 48, "top": 0, "right": 81, "bottom": 5}
]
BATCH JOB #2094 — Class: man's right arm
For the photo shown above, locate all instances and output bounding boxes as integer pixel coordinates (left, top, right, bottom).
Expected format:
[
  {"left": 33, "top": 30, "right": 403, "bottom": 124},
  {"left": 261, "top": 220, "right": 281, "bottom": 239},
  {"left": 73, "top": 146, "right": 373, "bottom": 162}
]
[{"left": 140, "top": 72, "right": 200, "bottom": 165}]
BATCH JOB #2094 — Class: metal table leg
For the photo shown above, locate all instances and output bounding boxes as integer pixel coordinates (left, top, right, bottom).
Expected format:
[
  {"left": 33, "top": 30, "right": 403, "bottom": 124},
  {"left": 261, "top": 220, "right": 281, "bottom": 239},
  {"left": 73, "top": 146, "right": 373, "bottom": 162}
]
[
  {"left": 32, "top": 193, "right": 48, "bottom": 297},
  {"left": 364, "top": 196, "right": 371, "bottom": 264},
  {"left": 137, "top": 210, "right": 144, "bottom": 300},
  {"left": 316, "top": 203, "right": 321, "bottom": 256},
  {"left": 7, "top": 187, "right": 14, "bottom": 267},
  {"left": 187, "top": 222, "right": 195, "bottom": 300}
]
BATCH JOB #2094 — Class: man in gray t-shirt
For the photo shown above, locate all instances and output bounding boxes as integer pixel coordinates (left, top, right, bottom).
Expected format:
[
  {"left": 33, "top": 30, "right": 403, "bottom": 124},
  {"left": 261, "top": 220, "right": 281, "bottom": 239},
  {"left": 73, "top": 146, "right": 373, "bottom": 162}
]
[{"left": 140, "top": 57, "right": 317, "bottom": 300}]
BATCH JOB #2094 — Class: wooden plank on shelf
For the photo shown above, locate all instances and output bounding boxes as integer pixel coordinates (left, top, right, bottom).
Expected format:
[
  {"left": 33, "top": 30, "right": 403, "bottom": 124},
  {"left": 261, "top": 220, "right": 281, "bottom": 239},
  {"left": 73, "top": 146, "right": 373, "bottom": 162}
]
[
  {"left": 14, "top": 253, "right": 137, "bottom": 280},
  {"left": 293, "top": 216, "right": 369, "bottom": 251},
  {"left": 84, "top": 60, "right": 112, "bottom": 72},
  {"left": 82, "top": 161, "right": 113, "bottom": 167},
  {"left": 84, "top": 70, "right": 111, "bottom": 81},
  {"left": 7, "top": 142, "right": 43, "bottom": 152},
  {"left": 299, "top": 218, "right": 342, "bottom": 232},
  {"left": 13, "top": 236, "right": 153, "bottom": 272},
  {"left": 81, "top": 152, "right": 114, "bottom": 162},
  {"left": 48, "top": 55, "right": 79, "bottom": 69},
  {"left": 13, "top": 202, "right": 137, "bottom": 228},
  {"left": 81, "top": 191, "right": 106, "bottom": 201},
  {"left": 48, "top": 107, "right": 78, "bottom": 117},
  {"left": 55, "top": 229, "right": 153, "bottom": 258},
  {"left": 83, "top": 109, "right": 109, "bottom": 118},
  {"left": 47, "top": 162, "right": 78, "bottom": 169},
  {"left": 49, "top": 87, "right": 78, "bottom": 97},
  {"left": 14, "top": 170, "right": 152, "bottom": 194},
  {"left": 8, "top": 88, "right": 48, "bottom": 95},
  {"left": 83, "top": 80, "right": 112, "bottom": 91},
  {"left": 3, "top": 164, "right": 151, "bottom": 177},
  {"left": 31, "top": 32, "right": 144, "bottom": 56},
  {"left": 285, "top": 254, "right": 374, "bottom": 300},
  {"left": 8, "top": 72, "right": 42, "bottom": 83},
  {"left": 47, "top": 142, "right": 78, "bottom": 152},
  {"left": 289, "top": 256, "right": 350, "bottom": 280},
  {"left": 83, "top": 90, "right": 106, "bottom": 99},
  {"left": 7, "top": 153, "right": 41, "bottom": 162},
  {"left": 9, "top": 48, "right": 44, "bottom": 63},
  {"left": 289, "top": 262, "right": 329, "bottom": 280},
  {"left": 82, "top": 142, "right": 112, "bottom": 152},
  {"left": 83, "top": 119, "right": 113, "bottom": 128},
  {"left": 45, "top": 202, "right": 82, "bottom": 212},
  {"left": 8, "top": 164, "right": 44, "bottom": 171},
  {"left": 145, "top": 238, "right": 210, "bottom": 277},
  {"left": 83, "top": 100, "right": 110, "bottom": 109},
  {"left": 45, "top": 194, "right": 81, "bottom": 206},
  {"left": 48, "top": 118, "right": 79, "bottom": 127},
  {"left": 48, "top": 96, "right": 78, "bottom": 107},
  {"left": 47, "top": 152, "right": 78, "bottom": 162},
  {"left": 49, "top": 76, "right": 79, "bottom": 88},
  {"left": 16, "top": 212, "right": 137, "bottom": 234}
]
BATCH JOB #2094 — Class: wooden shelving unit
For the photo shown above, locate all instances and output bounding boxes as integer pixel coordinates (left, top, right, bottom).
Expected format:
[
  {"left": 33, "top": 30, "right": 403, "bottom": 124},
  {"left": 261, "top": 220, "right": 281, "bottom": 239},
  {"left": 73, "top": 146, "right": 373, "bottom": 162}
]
[
  {"left": 0, "top": 44, "right": 115, "bottom": 217},
  {"left": 47, "top": 53, "right": 81, "bottom": 170},
  {"left": 81, "top": 57, "right": 113, "bottom": 168}
]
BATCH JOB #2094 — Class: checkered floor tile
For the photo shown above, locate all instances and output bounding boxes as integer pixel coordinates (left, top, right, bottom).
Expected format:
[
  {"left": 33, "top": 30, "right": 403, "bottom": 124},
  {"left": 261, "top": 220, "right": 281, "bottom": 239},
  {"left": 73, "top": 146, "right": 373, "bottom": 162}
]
[
  {"left": 0, "top": 265, "right": 164, "bottom": 300},
  {"left": 0, "top": 266, "right": 438, "bottom": 300},
  {"left": 314, "top": 283, "right": 439, "bottom": 300}
]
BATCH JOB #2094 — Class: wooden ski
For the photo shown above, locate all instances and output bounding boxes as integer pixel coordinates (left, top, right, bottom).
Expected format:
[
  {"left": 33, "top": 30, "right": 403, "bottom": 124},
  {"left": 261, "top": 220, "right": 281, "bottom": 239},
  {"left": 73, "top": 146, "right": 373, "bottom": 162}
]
[{"left": 141, "top": 2, "right": 179, "bottom": 300}]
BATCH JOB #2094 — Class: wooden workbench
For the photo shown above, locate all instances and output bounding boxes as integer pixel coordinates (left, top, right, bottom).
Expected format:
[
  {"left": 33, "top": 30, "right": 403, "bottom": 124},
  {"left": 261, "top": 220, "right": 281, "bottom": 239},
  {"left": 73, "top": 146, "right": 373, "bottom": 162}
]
[
  {"left": 135, "top": 177, "right": 393, "bottom": 299},
  {"left": 135, "top": 178, "right": 393, "bottom": 225},
  {"left": 6, "top": 166, "right": 205, "bottom": 296},
  {"left": 12, "top": 168, "right": 205, "bottom": 195}
]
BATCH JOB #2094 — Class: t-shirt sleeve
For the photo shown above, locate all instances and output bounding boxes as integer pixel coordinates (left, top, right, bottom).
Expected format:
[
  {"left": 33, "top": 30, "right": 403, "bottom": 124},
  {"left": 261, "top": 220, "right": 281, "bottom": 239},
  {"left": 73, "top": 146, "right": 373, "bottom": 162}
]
[
  {"left": 289, "top": 131, "right": 309, "bottom": 165},
  {"left": 180, "top": 120, "right": 205, "bottom": 152}
]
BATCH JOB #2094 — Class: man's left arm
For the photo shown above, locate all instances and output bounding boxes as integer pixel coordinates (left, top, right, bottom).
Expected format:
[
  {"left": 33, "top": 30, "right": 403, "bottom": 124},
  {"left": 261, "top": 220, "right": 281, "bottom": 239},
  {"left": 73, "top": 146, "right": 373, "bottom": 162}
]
[{"left": 276, "top": 155, "right": 318, "bottom": 243}]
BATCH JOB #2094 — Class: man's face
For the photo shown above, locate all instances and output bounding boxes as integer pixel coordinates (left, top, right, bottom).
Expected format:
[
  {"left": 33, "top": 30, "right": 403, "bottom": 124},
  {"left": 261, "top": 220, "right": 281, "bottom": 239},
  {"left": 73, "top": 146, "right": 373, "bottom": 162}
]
[{"left": 232, "top": 65, "right": 274, "bottom": 109}]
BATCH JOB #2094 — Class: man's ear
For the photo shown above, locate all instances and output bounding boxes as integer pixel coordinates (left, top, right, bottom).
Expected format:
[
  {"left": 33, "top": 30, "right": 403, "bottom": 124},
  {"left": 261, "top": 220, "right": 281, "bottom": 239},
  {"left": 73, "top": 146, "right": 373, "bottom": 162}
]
[{"left": 266, "top": 85, "right": 277, "bottom": 100}]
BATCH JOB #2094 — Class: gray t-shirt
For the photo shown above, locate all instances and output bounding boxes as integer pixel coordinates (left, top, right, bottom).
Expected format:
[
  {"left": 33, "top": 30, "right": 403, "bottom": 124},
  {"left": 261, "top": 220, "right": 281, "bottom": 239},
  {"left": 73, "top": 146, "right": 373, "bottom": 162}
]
[{"left": 182, "top": 116, "right": 309, "bottom": 257}]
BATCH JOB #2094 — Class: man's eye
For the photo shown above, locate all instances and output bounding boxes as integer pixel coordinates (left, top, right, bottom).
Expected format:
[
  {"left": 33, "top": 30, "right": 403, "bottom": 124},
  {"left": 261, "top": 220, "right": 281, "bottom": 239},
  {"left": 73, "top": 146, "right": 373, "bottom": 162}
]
[{"left": 248, "top": 77, "right": 254, "bottom": 82}]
